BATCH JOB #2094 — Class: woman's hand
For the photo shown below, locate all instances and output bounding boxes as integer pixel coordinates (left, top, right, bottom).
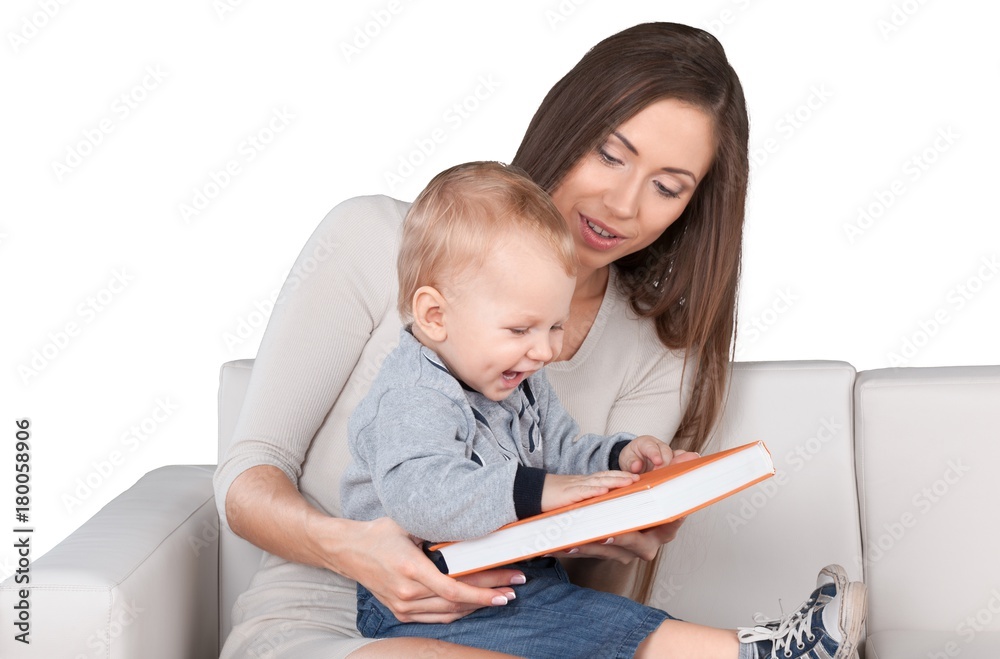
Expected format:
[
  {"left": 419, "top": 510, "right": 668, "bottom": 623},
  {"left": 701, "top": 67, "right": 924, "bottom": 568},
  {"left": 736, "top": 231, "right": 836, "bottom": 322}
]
[
  {"left": 554, "top": 518, "right": 687, "bottom": 563},
  {"left": 227, "top": 466, "right": 522, "bottom": 624},
  {"left": 547, "top": 449, "right": 701, "bottom": 563},
  {"left": 333, "top": 517, "right": 525, "bottom": 623}
]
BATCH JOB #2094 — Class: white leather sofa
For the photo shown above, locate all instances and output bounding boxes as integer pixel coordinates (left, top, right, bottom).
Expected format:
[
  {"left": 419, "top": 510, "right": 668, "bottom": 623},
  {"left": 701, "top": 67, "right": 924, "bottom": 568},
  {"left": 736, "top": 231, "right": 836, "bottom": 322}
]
[{"left": 3, "top": 360, "right": 998, "bottom": 658}]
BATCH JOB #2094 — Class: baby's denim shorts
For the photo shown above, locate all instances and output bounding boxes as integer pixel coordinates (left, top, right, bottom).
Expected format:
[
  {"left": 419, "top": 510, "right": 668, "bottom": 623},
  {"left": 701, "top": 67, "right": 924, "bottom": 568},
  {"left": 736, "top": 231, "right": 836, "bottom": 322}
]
[{"left": 356, "top": 557, "right": 675, "bottom": 658}]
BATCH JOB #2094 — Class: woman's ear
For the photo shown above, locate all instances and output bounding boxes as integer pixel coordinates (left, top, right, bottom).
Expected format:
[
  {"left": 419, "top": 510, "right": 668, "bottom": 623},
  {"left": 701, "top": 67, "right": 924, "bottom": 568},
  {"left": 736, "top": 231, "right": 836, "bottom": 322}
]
[{"left": 411, "top": 285, "right": 448, "bottom": 342}]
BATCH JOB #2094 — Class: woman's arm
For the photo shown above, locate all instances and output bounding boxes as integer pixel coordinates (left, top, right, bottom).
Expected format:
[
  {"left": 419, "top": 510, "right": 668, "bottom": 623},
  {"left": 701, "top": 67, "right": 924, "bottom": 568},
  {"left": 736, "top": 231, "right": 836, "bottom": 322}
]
[
  {"left": 216, "top": 196, "right": 517, "bottom": 619},
  {"left": 226, "top": 465, "right": 520, "bottom": 622},
  {"left": 214, "top": 196, "right": 403, "bottom": 525}
]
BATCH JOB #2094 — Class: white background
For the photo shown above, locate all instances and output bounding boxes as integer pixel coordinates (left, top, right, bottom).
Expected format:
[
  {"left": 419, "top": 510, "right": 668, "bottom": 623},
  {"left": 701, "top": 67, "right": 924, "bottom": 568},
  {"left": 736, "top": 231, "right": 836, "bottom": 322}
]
[{"left": 2, "top": 0, "right": 998, "bottom": 576}]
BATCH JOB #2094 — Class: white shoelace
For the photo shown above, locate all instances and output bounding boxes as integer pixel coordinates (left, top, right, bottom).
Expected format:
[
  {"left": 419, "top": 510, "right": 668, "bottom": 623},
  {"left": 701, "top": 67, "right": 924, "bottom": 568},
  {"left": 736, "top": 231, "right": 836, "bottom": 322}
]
[{"left": 738, "top": 606, "right": 818, "bottom": 659}]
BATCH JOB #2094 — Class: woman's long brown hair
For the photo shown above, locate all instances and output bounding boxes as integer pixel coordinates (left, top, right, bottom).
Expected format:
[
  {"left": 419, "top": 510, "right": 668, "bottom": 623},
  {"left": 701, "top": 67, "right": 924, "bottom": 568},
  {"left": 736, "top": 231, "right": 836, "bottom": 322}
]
[{"left": 511, "top": 22, "right": 749, "bottom": 603}]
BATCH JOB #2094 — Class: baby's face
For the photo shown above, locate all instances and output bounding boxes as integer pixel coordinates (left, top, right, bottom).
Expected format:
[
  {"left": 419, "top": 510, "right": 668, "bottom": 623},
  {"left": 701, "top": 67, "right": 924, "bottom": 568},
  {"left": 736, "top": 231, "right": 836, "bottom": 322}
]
[{"left": 436, "top": 242, "right": 575, "bottom": 401}]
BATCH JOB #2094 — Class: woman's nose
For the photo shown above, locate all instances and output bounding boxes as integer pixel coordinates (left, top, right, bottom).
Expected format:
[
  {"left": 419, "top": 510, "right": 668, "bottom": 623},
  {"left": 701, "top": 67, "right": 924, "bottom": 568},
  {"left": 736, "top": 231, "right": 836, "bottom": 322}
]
[{"left": 603, "top": 176, "right": 641, "bottom": 220}]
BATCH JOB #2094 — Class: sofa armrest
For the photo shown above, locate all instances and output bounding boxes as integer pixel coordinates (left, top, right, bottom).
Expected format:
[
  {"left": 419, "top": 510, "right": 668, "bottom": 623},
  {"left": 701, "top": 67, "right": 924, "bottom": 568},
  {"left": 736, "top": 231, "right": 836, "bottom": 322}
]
[{"left": 0, "top": 465, "right": 219, "bottom": 659}]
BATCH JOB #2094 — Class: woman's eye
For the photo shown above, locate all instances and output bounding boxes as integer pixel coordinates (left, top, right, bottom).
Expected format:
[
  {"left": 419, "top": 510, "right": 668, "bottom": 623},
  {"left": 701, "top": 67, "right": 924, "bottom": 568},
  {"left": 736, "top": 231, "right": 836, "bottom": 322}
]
[
  {"left": 654, "top": 181, "right": 681, "bottom": 199},
  {"left": 597, "top": 147, "right": 622, "bottom": 166}
]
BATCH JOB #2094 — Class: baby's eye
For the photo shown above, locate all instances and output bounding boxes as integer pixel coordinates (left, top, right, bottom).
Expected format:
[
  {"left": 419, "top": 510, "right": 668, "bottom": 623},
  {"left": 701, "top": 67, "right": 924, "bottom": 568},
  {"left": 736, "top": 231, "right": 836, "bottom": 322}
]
[
  {"left": 509, "top": 328, "right": 528, "bottom": 336},
  {"left": 551, "top": 324, "right": 565, "bottom": 332}
]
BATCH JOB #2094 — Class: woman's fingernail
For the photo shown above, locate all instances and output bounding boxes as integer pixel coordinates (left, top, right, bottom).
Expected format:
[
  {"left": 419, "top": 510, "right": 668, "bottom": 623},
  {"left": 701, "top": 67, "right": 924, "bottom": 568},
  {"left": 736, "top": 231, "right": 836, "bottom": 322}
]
[
  {"left": 602, "top": 537, "right": 615, "bottom": 545},
  {"left": 507, "top": 590, "right": 517, "bottom": 600},
  {"left": 567, "top": 547, "right": 579, "bottom": 554},
  {"left": 491, "top": 595, "right": 509, "bottom": 606},
  {"left": 510, "top": 574, "right": 527, "bottom": 585}
]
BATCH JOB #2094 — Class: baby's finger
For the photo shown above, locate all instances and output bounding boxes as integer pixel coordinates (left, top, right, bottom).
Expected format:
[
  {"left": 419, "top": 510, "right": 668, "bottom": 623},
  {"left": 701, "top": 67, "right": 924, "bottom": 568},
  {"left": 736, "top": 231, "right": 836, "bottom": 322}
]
[
  {"left": 583, "top": 470, "right": 639, "bottom": 488},
  {"left": 604, "top": 470, "right": 641, "bottom": 487},
  {"left": 640, "top": 441, "right": 668, "bottom": 466}
]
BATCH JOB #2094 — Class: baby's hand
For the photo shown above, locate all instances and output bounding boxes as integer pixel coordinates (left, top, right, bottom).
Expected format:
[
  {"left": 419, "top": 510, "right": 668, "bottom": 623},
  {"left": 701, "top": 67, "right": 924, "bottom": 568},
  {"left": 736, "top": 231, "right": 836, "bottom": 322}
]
[
  {"left": 618, "top": 435, "right": 673, "bottom": 474},
  {"left": 540, "top": 471, "right": 639, "bottom": 512}
]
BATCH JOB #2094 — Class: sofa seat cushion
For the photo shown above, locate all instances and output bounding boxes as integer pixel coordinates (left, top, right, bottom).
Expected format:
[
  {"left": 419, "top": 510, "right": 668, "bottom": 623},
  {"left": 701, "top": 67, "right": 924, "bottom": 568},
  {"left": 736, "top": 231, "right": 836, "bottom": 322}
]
[{"left": 867, "top": 630, "right": 1000, "bottom": 659}]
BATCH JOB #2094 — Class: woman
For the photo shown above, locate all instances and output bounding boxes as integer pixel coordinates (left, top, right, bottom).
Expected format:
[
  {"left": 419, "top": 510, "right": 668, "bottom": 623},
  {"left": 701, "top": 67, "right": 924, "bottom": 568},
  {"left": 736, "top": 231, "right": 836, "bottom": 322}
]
[{"left": 217, "top": 22, "right": 749, "bottom": 658}]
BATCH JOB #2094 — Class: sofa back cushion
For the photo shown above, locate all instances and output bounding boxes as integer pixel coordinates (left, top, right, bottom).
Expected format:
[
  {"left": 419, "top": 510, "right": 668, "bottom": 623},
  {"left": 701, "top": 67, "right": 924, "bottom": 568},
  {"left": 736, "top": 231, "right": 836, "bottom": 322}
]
[
  {"left": 856, "top": 366, "right": 1000, "bottom": 641},
  {"left": 652, "top": 361, "right": 864, "bottom": 628}
]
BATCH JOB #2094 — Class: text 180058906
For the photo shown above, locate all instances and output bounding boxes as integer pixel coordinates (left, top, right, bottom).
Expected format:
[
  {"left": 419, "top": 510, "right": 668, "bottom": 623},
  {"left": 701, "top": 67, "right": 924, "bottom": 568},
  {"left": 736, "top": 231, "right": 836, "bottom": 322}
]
[{"left": 12, "top": 418, "right": 32, "bottom": 645}]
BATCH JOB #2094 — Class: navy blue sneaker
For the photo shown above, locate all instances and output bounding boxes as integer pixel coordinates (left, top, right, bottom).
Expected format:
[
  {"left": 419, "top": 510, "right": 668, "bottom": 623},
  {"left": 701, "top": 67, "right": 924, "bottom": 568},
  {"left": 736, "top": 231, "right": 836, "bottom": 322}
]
[{"left": 738, "top": 565, "right": 866, "bottom": 659}]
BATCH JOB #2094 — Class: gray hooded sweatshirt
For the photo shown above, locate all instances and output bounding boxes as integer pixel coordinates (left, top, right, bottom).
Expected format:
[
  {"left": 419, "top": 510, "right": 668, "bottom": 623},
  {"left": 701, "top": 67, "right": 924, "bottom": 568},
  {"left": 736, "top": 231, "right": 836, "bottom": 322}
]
[{"left": 340, "top": 329, "right": 634, "bottom": 543}]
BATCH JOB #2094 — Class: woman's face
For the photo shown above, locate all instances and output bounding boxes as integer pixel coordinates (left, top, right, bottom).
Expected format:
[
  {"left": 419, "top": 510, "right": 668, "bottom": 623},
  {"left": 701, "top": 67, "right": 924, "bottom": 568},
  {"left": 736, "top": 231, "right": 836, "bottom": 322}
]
[{"left": 550, "top": 98, "right": 716, "bottom": 274}]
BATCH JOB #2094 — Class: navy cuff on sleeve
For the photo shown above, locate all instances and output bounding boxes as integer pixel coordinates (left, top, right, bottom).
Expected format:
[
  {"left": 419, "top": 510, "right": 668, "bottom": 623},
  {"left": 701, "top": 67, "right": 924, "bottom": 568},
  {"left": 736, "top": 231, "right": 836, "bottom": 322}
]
[
  {"left": 608, "top": 439, "right": 631, "bottom": 471},
  {"left": 512, "top": 465, "right": 547, "bottom": 519}
]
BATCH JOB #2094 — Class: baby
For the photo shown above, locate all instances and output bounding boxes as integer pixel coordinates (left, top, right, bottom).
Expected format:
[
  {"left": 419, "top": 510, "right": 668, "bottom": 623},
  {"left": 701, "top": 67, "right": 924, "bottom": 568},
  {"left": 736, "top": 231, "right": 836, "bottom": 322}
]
[{"left": 339, "top": 161, "right": 866, "bottom": 659}]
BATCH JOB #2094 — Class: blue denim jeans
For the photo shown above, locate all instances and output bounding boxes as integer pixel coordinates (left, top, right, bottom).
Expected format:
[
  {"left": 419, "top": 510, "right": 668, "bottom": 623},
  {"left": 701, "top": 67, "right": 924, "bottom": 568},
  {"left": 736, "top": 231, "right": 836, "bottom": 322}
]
[{"left": 356, "top": 557, "right": 674, "bottom": 658}]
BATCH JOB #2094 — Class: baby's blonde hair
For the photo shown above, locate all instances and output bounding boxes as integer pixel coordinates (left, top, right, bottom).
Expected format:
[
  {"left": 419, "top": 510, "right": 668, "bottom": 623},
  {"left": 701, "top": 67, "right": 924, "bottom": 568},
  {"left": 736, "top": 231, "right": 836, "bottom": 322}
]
[{"left": 397, "top": 161, "right": 577, "bottom": 322}]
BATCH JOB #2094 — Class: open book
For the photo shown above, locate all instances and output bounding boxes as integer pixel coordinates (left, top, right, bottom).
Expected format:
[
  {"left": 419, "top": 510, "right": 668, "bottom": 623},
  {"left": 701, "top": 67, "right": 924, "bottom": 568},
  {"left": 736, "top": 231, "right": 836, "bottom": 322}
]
[{"left": 425, "top": 441, "right": 775, "bottom": 576}]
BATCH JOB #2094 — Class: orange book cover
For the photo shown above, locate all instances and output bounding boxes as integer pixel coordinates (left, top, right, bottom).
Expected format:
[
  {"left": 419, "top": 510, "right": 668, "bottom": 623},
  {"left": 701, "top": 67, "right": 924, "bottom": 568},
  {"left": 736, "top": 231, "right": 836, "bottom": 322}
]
[{"left": 427, "top": 440, "right": 774, "bottom": 576}]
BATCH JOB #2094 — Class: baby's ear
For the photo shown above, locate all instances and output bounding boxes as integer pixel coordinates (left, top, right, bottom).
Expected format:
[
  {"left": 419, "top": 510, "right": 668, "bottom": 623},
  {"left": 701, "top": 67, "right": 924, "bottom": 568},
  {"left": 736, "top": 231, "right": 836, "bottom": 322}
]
[{"left": 411, "top": 285, "right": 448, "bottom": 342}]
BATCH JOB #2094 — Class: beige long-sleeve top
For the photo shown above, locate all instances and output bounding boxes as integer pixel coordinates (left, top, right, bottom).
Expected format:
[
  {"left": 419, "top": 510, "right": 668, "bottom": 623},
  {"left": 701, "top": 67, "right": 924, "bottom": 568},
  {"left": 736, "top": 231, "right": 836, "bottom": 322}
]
[{"left": 213, "top": 194, "right": 692, "bottom": 654}]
